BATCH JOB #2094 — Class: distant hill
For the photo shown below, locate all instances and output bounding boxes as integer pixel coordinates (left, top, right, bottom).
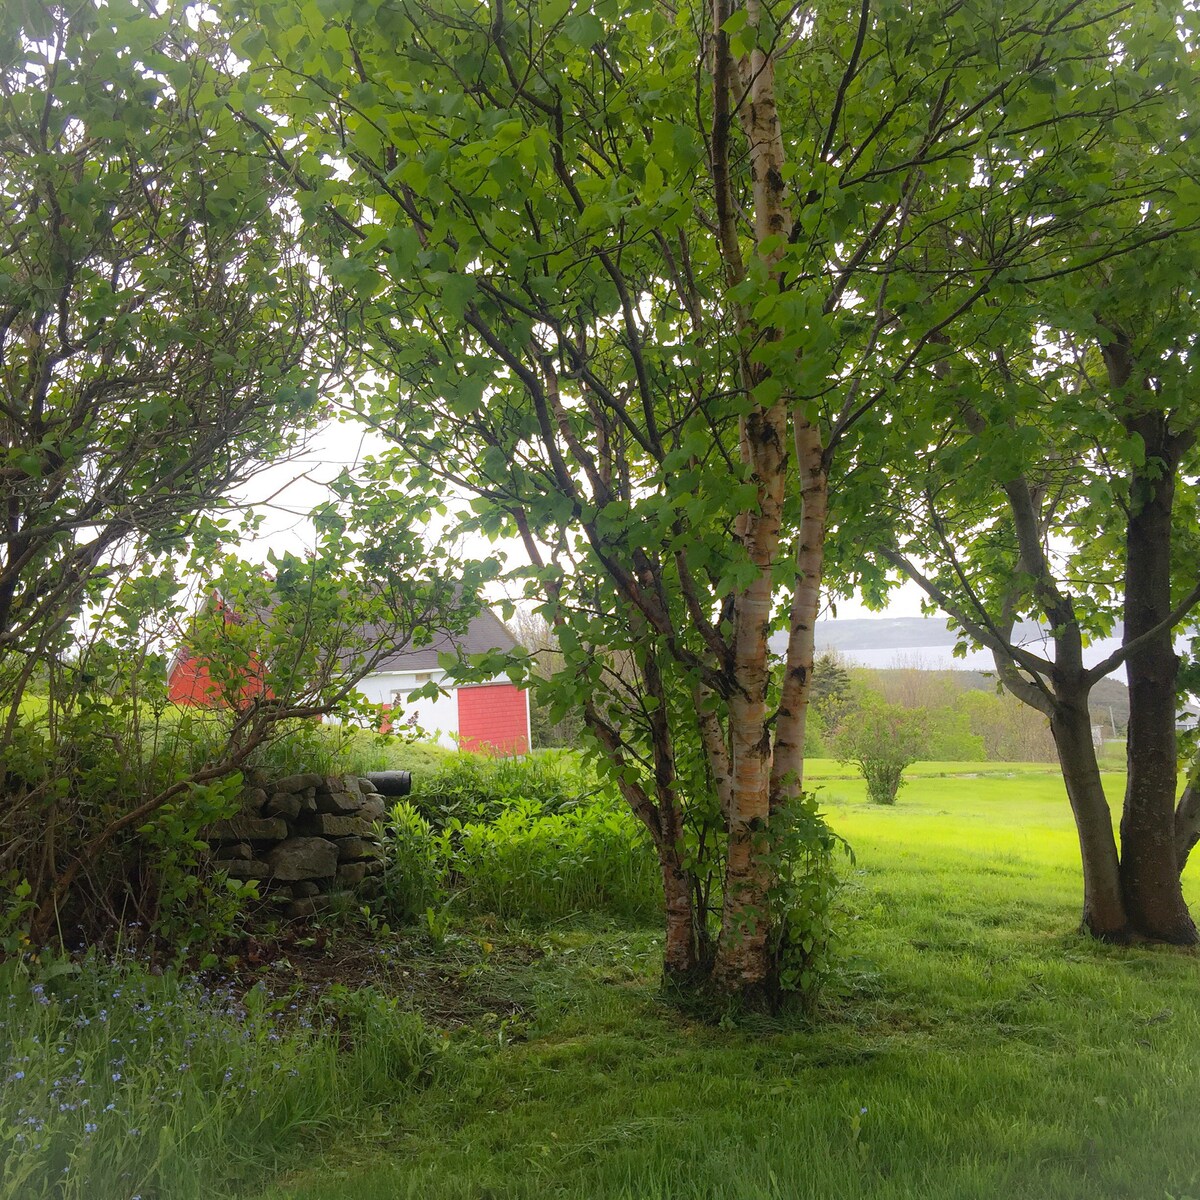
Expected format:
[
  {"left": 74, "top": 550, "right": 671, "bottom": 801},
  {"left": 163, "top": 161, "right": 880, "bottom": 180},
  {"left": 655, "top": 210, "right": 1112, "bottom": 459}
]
[
  {"left": 769, "top": 615, "right": 1125, "bottom": 674},
  {"left": 774, "top": 616, "right": 1132, "bottom": 732},
  {"left": 811, "top": 615, "right": 1063, "bottom": 653},
  {"left": 859, "top": 664, "right": 1130, "bottom": 733}
]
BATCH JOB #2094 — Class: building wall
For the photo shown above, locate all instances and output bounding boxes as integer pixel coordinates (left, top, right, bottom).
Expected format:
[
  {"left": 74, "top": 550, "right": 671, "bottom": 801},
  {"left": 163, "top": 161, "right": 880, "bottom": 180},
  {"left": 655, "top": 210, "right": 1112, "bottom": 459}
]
[
  {"left": 168, "top": 649, "right": 266, "bottom": 707},
  {"left": 354, "top": 671, "right": 531, "bottom": 754},
  {"left": 457, "top": 683, "right": 530, "bottom": 755},
  {"left": 354, "top": 669, "right": 460, "bottom": 748}
]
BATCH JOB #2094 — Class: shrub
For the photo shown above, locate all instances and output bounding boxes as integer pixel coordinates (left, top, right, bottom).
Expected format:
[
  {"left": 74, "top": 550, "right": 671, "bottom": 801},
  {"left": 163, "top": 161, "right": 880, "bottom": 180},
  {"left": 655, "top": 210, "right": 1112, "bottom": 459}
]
[
  {"left": 410, "top": 750, "right": 596, "bottom": 827},
  {"left": 374, "top": 768, "right": 657, "bottom": 926},
  {"left": 831, "top": 693, "right": 928, "bottom": 804},
  {"left": 446, "top": 796, "right": 661, "bottom": 922},
  {"left": 767, "top": 793, "right": 849, "bottom": 1009},
  {"left": 374, "top": 801, "right": 447, "bottom": 924},
  {"left": 2, "top": 699, "right": 251, "bottom": 949}
]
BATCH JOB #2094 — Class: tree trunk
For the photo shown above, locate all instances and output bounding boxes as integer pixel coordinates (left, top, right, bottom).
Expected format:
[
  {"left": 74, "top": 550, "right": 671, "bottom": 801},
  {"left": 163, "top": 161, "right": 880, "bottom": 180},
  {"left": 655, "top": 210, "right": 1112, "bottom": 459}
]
[
  {"left": 581, "top": 689, "right": 703, "bottom": 980},
  {"left": 660, "top": 833, "right": 703, "bottom": 979},
  {"left": 1049, "top": 697, "right": 1129, "bottom": 940},
  {"left": 769, "top": 418, "right": 827, "bottom": 810},
  {"left": 1175, "top": 772, "right": 1200, "bottom": 874},
  {"left": 713, "top": 510, "right": 782, "bottom": 998},
  {"left": 709, "top": 0, "right": 792, "bottom": 1003},
  {"left": 1120, "top": 437, "right": 1197, "bottom": 943}
]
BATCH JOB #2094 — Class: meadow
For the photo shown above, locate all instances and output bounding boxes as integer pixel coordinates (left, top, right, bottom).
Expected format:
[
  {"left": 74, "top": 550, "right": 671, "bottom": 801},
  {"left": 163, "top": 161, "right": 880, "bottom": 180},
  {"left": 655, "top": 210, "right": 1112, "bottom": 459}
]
[
  {"left": 6, "top": 760, "right": 1200, "bottom": 1199},
  {"left": 253, "top": 761, "right": 1200, "bottom": 1200}
]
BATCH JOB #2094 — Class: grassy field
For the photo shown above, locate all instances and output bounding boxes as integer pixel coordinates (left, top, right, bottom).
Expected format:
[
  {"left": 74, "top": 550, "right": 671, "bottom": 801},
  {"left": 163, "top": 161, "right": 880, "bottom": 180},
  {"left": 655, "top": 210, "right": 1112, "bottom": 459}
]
[{"left": 247, "top": 762, "right": 1200, "bottom": 1200}]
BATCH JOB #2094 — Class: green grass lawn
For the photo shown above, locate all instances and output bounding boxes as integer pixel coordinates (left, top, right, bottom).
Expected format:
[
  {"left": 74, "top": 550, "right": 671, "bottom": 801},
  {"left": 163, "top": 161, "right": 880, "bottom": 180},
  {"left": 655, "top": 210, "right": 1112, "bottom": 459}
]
[{"left": 249, "top": 762, "right": 1200, "bottom": 1200}]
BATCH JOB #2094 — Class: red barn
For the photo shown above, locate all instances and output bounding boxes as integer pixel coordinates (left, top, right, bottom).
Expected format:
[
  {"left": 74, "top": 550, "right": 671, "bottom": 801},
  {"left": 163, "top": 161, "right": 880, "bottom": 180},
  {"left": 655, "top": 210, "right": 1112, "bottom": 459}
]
[
  {"left": 168, "top": 600, "right": 532, "bottom": 755},
  {"left": 166, "top": 595, "right": 269, "bottom": 708},
  {"left": 358, "top": 609, "right": 531, "bottom": 755}
]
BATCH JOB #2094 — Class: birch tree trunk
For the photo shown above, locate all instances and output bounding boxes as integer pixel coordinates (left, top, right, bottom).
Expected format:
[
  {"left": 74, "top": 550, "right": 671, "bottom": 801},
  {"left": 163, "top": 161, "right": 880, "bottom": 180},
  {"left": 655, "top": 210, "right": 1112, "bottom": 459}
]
[
  {"left": 709, "top": 0, "right": 798, "bottom": 999},
  {"left": 770, "top": 421, "right": 829, "bottom": 811}
]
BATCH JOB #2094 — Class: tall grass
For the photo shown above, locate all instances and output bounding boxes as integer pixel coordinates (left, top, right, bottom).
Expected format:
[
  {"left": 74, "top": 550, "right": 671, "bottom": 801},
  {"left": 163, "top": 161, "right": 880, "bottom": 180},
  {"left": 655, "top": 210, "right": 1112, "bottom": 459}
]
[
  {"left": 374, "top": 750, "right": 664, "bottom": 925},
  {"left": 331, "top": 733, "right": 457, "bottom": 783},
  {"left": 0, "top": 955, "right": 441, "bottom": 1200},
  {"left": 410, "top": 750, "right": 598, "bottom": 826},
  {"left": 448, "top": 798, "right": 661, "bottom": 922}
]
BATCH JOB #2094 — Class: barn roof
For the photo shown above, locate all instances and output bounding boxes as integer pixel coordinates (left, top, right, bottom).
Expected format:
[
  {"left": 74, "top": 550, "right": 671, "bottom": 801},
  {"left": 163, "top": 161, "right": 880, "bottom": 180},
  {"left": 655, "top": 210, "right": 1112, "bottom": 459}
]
[{"left": 369, "top": 606, "right": 521, "bottom": 673}]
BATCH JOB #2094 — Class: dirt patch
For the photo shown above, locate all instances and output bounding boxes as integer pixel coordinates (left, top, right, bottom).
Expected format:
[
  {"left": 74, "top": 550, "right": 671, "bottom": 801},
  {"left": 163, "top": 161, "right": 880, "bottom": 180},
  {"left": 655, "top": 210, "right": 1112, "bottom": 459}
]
[{"left": 196, "top": 923, "right": 546, "bottom": 1030}]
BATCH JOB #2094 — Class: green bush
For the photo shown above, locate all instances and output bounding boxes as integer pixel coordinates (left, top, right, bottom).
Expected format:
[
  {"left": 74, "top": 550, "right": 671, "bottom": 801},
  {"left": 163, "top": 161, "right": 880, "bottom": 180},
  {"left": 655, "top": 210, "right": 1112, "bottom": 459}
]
[
  {"left": 0, "top": 955, "right": 440, "bottom": 1200},
  {"left": 446, "top": 797, "right": 661, "bottom": 922},
  {"left": 372, "top": 756, "right": 658, "bottom": 926},
  {"left": 411, "top": 750, "right": 596, "bottom": 827},
  {"left": 374, "top": 801, "right": 447, "bottom": 923},
  {"left": 767, "top": 793, "right": 849, "bottom": 1009},
  {"left": 3, "top": 701, "right": 251, "bottom": 948},
  {"left": 832, "top": 693, "right": 927, "bottom": 804}
]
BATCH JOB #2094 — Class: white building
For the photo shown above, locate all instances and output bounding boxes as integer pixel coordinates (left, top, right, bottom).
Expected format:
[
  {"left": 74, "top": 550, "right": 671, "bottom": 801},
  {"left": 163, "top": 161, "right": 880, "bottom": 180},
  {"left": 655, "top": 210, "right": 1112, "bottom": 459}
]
[{"left": 355, "top": 609, "right": 532, "bottom": 754}]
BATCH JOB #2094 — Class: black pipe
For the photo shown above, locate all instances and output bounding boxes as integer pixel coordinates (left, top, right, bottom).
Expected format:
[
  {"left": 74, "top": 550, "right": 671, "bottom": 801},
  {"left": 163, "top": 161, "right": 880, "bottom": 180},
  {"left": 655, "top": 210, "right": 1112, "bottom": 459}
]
[{"left": 365, "top": 770, "right": 412, "bottom": 798}]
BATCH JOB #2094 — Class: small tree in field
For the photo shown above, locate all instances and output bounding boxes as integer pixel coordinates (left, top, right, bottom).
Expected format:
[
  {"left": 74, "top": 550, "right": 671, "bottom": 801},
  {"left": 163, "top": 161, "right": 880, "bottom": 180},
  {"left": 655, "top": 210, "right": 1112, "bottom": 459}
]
[{"left": 833, "top": 695, "right": 927, "bottom": 806}]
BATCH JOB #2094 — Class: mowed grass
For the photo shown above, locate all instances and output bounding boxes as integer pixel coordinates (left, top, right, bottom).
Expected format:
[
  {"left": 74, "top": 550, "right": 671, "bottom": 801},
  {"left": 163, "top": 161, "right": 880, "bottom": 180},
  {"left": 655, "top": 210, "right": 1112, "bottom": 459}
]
[{"left": 254, "top": 762, "right": 1200, "bottom": 1200}]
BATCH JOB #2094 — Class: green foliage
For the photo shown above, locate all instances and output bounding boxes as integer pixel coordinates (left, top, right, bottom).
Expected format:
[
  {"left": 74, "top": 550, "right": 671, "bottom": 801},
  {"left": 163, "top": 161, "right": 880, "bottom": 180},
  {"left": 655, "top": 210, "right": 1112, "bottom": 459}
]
[
  {"left": 832, "top": 695, "right": 928, "bottom": 805},
  {"left": 810, "top": 654, "right": 852, "bottom": 721},
  {"left": 0, "top": 0, "right": 333, "bottom": 689},
  {"left": 0, "top": 690, "right": 250, "bottom": 946},
  {"left": 133, "top": 776, "right": 250, "bottom": 951},
  {"left": 410, "top": 750, "right": 598, "bottom": 828},
  {"left": 920, "top": 706, "right": 986, "bottom": 763},
  {"left": 766, "top": 793, "right": 848, "bottom": 1008},
  {"left": 375, "top": 801, "right": 446, "bottom": 924},
  {"left": 374, "top": 757, "right": 659, "bottom": 926},
  {"left": 529, "top": 683, "right": 587, "bottom": 750},
  {"left": 0, "top": 954, "right": 440, "bottom": 1200},
  {"left": 960, "top": 689, "right": 1058, "bottom": 763},
  {"left": 509, "top": 612, "right": 587, "bottom": 749},
  {"left": 326, "top": 733, "right": 456, "bottom": 782},
  {"left": 447, "top": 797, "right": 661, "bottom": 923}
]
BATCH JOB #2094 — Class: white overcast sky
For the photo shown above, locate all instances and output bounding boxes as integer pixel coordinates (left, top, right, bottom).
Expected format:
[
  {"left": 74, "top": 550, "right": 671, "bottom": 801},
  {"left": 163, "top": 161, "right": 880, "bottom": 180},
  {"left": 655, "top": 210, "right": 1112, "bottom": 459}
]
[{"left": 229, "top": 415, "right": 932, "bottom": 622}]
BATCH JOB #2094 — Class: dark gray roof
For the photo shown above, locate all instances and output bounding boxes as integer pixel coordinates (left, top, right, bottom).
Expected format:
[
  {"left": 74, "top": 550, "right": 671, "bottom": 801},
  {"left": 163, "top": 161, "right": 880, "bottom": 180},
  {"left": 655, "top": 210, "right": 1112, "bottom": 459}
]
[{"left": 370, "top": 607, "right": 521, "bottom": 673}]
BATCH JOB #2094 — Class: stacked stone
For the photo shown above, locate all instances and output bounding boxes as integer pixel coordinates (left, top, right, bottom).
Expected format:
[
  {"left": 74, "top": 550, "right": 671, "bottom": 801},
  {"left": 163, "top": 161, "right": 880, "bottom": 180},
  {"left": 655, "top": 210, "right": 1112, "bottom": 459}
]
[{"left": 206, "top": 773, "right": 386, "bottom": 917}]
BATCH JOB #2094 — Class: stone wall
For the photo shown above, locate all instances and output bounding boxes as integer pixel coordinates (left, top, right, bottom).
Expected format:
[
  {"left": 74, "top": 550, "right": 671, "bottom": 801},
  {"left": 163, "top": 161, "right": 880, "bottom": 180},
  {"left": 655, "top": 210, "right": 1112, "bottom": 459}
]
[{"left": 206, "top": 773, "right": 386, "bottom": 918}]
